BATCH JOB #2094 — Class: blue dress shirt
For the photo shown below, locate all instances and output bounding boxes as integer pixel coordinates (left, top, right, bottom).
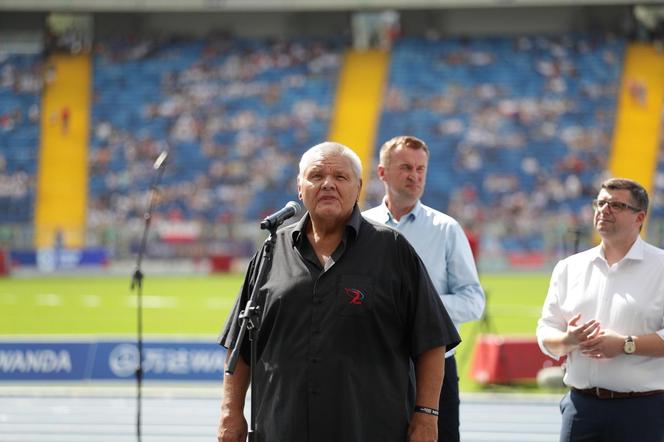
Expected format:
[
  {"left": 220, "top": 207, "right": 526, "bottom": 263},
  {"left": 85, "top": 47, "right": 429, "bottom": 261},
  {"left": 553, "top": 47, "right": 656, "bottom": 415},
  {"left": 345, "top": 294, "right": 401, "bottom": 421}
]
[{"left": 363, "top": 200, "right": 485, "bottom": 356}]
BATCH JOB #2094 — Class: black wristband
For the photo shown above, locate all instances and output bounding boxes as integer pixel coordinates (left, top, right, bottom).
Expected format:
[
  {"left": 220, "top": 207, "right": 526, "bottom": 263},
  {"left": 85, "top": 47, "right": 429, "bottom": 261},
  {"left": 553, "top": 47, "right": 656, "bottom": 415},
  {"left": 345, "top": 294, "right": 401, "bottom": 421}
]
[{"left": 414, "top": 405, "right": 439, "bottom": 416}]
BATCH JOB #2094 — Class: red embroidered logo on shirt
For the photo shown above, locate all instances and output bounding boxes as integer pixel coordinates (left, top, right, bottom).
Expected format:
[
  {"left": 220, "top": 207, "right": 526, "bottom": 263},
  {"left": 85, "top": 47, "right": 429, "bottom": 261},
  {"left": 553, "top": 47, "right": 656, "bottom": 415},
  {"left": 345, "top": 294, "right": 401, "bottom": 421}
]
[{"left": 344, "top": 288, "right": 366, "bottom": 305}]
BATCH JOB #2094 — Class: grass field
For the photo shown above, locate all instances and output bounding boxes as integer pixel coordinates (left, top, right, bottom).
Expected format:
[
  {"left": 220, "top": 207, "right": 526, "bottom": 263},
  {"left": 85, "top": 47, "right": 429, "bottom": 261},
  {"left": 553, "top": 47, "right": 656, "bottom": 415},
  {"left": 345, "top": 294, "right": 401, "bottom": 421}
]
[{"left": 0, "top": 272, "right": 552, "bottom": 391}]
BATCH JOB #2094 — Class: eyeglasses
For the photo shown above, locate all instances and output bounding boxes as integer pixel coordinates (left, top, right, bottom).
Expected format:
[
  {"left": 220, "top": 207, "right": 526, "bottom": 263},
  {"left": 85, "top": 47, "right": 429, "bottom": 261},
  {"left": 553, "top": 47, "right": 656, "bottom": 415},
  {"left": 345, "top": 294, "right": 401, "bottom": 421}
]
[{"left": 592, "top": 199, "right": 642, "bottom": 213}]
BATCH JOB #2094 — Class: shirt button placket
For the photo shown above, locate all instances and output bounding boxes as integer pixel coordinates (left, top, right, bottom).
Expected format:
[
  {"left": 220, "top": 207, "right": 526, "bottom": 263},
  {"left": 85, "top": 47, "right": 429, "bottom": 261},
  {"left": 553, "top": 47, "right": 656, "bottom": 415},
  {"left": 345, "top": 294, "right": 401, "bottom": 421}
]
[
  {"left": 308, "top": 280, "right": 324, "bottom": 440},
  {"left": 590, "top": 266, "right": 610, "bottom": 383}
]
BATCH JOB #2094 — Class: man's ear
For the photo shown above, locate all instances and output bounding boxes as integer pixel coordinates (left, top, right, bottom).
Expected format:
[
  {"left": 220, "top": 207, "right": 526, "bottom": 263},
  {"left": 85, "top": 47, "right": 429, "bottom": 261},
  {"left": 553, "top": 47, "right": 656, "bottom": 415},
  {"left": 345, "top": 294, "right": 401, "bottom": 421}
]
[
  {"left": 297, "top": 177, "right": 302, "bottom": 200},
  {"left": 377, "top": 165, "right": 386, "bottom": 181}
]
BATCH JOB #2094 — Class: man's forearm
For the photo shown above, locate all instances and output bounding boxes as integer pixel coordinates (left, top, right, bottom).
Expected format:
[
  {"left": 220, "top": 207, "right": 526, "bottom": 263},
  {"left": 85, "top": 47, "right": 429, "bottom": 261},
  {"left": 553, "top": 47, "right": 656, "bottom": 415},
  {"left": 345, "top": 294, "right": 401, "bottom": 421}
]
[
  {"left": 222, "top": 355, "right": 250, "bottom": 414},
  {"left": 407, "top": 346, "right": 446, "bottom": 441},
  {"left": 542, "top": 330, "right": 577, "bottom": 358},
  {"left": 414, "top": 346, "right": 445, "bottom": 408},
  {"left": 441, "top": 287, "right": 485, "bottom": 324},
  {"left": 218, "top": 354, "right": 250, "bottom": 442},
  {"left": 634, "top": 333, "right": 664, "bottom": 357}
]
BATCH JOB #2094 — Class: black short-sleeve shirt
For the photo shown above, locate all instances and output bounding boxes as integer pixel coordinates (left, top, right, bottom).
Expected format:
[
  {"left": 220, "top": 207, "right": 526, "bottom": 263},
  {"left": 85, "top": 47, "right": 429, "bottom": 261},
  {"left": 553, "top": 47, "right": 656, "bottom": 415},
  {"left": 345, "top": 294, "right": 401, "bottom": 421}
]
[{"left": 219, "top": 205, "right": 460, "bottom": 442}]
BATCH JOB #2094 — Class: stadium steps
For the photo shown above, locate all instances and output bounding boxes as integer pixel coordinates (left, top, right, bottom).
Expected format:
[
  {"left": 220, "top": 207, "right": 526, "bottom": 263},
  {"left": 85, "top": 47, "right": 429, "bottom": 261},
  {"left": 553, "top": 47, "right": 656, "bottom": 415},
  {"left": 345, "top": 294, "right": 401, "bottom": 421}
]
[
  {"left": 35, "top": 53, "right": 91, "bottom": 248},
  {"left": 609, "top": 42, "right": 664, "bottom": 194},
  {"left": 328, "top": 49, "right": 390, "bottom": 205}
]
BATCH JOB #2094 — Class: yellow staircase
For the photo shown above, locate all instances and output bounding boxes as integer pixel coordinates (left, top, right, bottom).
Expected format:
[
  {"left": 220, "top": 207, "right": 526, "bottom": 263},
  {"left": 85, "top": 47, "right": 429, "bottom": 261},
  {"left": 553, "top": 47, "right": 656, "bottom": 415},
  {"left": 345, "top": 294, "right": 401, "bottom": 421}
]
[
  {"left": 608, "top": 43, "right": 664, "bottom": 194},
  {"left": 328, "top": 49, "right": 390, "bottom": 205},
  {"left": 35, "top": 54, "right": 91, "bottom": 248}
]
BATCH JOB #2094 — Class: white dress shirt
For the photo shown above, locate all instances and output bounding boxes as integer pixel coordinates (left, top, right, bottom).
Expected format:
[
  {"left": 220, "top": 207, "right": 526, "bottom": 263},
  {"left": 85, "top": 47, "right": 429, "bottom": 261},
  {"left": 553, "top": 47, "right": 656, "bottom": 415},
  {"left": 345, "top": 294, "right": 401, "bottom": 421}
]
[
  {"left": 363, "top": 200, "right": 485, "bottom": 357},
  {"left": 537, "top": 236, "right": 664, "bottom": 392}
]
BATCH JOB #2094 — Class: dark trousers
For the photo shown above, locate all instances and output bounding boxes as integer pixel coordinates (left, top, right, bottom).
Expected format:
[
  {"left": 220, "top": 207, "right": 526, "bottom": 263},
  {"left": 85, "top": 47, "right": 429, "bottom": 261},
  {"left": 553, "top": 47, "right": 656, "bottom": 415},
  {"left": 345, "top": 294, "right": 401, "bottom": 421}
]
[
  {"left": 560, "top": 389, "right": 664, "bottom": 442},
  {"left": 438, "top": 355, "right": 460, "bottom": 442}
]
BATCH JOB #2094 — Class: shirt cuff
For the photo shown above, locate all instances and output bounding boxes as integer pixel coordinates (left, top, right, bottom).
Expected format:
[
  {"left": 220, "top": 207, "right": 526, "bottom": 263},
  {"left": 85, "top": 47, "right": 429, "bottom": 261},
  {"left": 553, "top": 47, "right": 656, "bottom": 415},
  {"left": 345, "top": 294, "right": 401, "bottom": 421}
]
[{"left": 536, "top": 331, "right": 561, "bottom": 361}]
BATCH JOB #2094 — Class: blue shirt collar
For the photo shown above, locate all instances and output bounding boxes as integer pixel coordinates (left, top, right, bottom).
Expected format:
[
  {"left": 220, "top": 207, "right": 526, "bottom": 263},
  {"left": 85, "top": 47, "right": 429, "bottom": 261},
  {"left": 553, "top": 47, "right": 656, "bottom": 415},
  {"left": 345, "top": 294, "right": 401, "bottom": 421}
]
[{"left": 381, "top": 198, "right": 421, "bottom": 224}]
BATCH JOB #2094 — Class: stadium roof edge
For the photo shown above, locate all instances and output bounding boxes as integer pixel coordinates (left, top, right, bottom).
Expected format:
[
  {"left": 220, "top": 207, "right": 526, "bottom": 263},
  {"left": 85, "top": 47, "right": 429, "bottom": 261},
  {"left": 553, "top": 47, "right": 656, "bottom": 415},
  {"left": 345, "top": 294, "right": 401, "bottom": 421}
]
[{"left": 0, "top": 0, "right": 656, "bottom": 13}]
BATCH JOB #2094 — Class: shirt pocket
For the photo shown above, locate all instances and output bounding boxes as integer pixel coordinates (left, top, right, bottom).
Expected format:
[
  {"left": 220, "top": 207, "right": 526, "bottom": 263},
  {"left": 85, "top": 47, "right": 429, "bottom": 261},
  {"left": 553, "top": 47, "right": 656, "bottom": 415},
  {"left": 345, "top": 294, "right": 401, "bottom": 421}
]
[{"left": 337, "top": 275, "right": 373, "bottom": 317}]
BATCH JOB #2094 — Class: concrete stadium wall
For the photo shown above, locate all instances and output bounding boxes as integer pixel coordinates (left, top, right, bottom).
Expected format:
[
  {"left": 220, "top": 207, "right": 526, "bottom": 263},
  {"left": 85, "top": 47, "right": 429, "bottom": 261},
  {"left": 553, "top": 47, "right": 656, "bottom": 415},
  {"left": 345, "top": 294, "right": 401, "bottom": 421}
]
[
  {"left": 97, "top": 6, "right": 631, "bottom": 37},
  {"left": 0, "top": 6, "right": 634, "bottom": 40},
  {"left": 93, "top": 11, "right": 350, "bottom": 38},
  {"left": 400, "top": 6, "right": 632, "bottom": 36}
]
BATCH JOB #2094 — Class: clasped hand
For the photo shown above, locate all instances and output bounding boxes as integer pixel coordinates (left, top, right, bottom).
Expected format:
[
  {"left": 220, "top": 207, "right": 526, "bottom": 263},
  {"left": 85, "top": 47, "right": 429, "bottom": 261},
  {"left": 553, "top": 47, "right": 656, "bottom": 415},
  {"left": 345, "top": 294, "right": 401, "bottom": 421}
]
[{"left": 565, "top": 313, "right": 625, "bottom": 359}]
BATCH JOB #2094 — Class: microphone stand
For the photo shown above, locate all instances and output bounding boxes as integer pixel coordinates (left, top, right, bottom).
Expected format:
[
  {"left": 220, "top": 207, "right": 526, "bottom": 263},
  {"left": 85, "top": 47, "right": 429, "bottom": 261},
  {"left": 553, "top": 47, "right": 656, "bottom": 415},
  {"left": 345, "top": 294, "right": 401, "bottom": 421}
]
[
  {"left": 225, "top": 224, "right": 279, "bottom": 442},
  {"left": 564, "top": 228, "right": 582, "bottom": 255},
  {"left": 572, "top": 228, "right": 581, "bottom": 254},
  {"left": 130, "top": 151, "right": 168, "bottom": 442}
]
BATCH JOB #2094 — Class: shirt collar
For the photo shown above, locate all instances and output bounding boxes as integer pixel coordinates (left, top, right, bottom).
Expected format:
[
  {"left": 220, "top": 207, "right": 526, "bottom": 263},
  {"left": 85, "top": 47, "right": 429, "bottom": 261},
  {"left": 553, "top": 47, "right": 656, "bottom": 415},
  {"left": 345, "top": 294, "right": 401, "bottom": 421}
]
[
  {"left": 291, "top": 204, "right": 362, "bottom": 244},
  {"left": 623, "top": 235, "right": 645, "bottom": 261},
  {"left": 381, "top": 198, "right": 421, "bottom": 223},
  {"left": 594, "top": 235, "right": 645, "bottom": 264}
]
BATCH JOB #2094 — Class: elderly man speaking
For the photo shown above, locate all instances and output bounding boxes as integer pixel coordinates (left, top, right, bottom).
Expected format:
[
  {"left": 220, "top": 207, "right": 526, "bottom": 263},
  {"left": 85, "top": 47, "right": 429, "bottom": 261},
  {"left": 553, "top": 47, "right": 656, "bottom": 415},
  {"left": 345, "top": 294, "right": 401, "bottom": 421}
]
[{"left": 218, "top": 141, "right": 460, "bottom": 442}]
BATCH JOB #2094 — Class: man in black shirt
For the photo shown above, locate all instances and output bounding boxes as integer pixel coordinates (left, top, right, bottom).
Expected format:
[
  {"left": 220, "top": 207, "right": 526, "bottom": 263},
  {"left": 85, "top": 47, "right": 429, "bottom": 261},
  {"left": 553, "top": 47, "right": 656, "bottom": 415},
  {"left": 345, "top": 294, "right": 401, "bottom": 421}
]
[{"left": 217, "top": 141, "right": 460, "bottom": 442}]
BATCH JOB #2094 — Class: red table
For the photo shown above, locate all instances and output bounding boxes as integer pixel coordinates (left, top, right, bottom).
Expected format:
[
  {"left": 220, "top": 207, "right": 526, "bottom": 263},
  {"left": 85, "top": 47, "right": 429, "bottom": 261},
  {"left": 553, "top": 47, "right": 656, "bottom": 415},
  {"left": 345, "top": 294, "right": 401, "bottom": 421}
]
[{"left": 470, "top": 334, "right": 565, "bottom": 384}]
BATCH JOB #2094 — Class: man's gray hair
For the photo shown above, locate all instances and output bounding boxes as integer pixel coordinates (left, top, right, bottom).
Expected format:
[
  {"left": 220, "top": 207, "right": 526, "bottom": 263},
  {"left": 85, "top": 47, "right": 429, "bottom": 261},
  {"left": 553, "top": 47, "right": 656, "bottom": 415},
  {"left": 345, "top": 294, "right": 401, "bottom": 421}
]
[{"left": 298, "top": 141, "right": 363, "bottom": 180}]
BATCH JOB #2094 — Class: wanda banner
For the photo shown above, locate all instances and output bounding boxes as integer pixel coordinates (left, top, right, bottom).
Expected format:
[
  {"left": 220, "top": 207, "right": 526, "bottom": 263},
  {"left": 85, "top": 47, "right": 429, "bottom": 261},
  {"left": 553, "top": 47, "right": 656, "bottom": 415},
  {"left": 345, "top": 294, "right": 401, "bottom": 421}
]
[{"left": 0, "top": 340, "right": 225, "bottom": 381}]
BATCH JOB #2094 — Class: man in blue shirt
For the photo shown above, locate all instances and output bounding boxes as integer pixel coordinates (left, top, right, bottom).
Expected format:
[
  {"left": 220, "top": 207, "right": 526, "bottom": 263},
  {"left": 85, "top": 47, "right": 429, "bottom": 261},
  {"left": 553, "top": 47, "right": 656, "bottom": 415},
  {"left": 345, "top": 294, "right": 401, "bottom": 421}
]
[{"left": 363, "top": 135, "right": 485, "bottom": 442}]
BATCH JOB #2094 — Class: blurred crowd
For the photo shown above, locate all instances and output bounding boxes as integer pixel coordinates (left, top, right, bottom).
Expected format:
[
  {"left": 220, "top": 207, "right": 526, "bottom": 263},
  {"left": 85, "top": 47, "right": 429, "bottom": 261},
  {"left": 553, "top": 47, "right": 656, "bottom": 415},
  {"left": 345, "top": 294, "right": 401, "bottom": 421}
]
[
  {"left": 3, "top": 32, "right": 663, "bottom": 267},
  {"left": 364, "top": 34, "right": 626, "bottom": 267},
  {"left": 0, "top": 53, "right": 41, "bottom": 226},
  {"left": 87, "top": 35, "right": 343, "bottom": 232}
]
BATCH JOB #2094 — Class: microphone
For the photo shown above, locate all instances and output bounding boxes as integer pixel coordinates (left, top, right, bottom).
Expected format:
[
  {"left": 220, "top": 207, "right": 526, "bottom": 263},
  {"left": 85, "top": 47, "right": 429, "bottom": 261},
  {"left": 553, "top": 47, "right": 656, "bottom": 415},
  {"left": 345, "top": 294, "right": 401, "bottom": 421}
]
[
  {"left": 153, "top": 151, "right": 168, "bottom": 170},
  {"left": 260, "top": 201, "right": 302, "bottom": 230}
]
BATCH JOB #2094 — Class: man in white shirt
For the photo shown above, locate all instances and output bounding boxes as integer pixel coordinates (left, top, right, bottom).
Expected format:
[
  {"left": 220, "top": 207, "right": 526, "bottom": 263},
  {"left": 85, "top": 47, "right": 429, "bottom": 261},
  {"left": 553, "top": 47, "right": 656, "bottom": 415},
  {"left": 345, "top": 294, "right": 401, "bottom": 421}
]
[
  {"left": 363, "top": 135, "right": 485, "bottom": 442},
  {"left": 537, "top": 177, "right": 664, "bottom": 442}
]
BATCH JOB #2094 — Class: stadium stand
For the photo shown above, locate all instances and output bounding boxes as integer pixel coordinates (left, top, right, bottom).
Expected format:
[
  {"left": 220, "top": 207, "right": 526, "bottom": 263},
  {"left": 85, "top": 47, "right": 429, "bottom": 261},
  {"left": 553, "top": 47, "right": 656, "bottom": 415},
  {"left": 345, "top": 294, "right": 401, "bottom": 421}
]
[
  {"left": 3, "top": 31, "right": 629, "bottom": 266},
  {"left": 648, "top": 110, "right": 664, "bottom": 246},
  {"left": 88, "top": 35, "right": 345, "bottom": 231},
  {"left": 366, "top": 34, "right": 625, "bottom": 266},
  {"left": 0, "top": 53, "right": 41, "bottom": 224},
  {"left": 3, "top": 5, "right": 664, "bottom": 269}
]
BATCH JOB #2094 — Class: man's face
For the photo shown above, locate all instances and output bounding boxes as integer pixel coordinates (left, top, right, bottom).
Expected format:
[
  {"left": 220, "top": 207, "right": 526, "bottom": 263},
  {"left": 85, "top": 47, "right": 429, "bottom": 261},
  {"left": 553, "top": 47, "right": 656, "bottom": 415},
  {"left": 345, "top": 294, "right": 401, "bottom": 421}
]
[
  {"left": 378, "top": 146, "right": 428, "bottom": 206},
  {"left": 593, "top": 188, "right": 645, "bottom": 240},
  {"left": 298, "top": 153, "right": 361, "bottom": 223}
]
